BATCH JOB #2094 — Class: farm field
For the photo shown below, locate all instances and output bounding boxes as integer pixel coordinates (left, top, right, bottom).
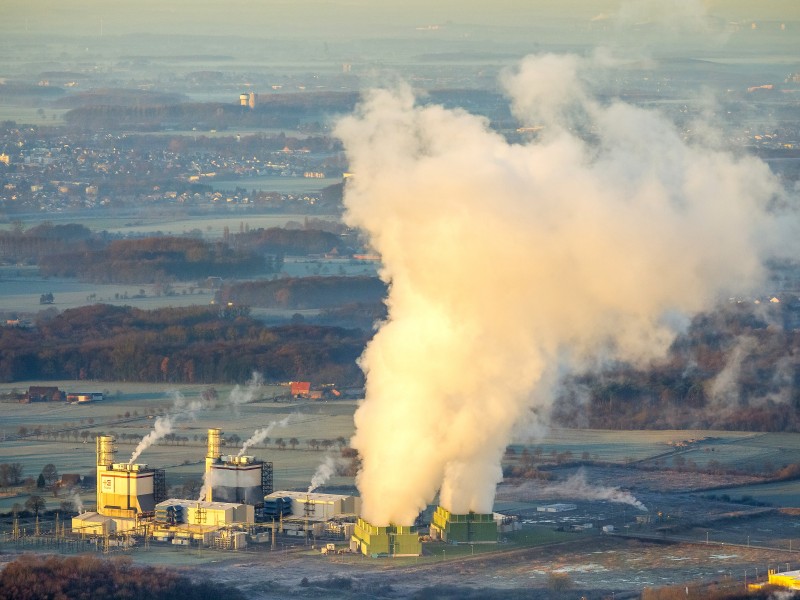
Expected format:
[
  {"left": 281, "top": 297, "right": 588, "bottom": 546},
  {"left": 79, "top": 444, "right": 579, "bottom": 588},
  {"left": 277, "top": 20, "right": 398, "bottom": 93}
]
[
  {"left": 5, "top": 382, "right": 800, "bottom": 512},
  {"left": 5, "top": 382, "right": 800, "bottom": 598},
  {"left": 0, "top": 381, "right": 358, "bottom": 512}
]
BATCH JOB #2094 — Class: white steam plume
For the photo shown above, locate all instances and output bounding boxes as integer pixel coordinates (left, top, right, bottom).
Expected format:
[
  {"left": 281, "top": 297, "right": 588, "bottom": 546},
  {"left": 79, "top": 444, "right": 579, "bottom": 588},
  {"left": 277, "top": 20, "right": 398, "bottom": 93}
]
[
  {"left": 335, "top": 53, "right": 793, "bottom": 526},
  {"left": 539, "top": 469, "right": 647, "bottom": 511},
  {"left": 237, "top": 415, "right": 292, "bottom": 458},
  {"left": 129, "top": 391, "right": 203, "bottom": 464},
  {"left": 198, "top": 469, "right": 215, "bottom": 502},
  {"left": 308, "top": 454, "right": 339, "bottom": 493},
  {"left": 228, "top": 371, "right": 264, "bottom": 416},
  {"left": 708, "top": 335, "right": 756, "bottom": 415},
  {"left": 70, "top": 490, "right": 84, "bottom": 514}
]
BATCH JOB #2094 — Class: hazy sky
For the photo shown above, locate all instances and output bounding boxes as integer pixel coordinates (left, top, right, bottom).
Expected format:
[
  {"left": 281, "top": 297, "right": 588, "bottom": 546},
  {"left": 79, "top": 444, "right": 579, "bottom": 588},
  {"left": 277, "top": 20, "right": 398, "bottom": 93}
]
[{"left": 4, "top": 1, "right": 797, "bottom": 38}]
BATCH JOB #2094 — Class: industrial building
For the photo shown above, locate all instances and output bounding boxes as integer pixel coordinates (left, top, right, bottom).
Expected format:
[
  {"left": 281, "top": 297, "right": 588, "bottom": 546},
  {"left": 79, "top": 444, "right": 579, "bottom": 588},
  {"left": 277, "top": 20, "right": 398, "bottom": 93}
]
[
  {"left": 749, "top": 569, "right": 800, "bottom": 591},
  {"left": 350, "top": 518, "right": 421, "bottom": 557},
  {"left": 429, "top": 506, "right": 498, "bottom": 544},
  {"left": 94, "top": 435, "right": 167, "bottom": 518},
  {"left": 204, "top": 428, "right": 273, "bottom": 506},
  {"left": 72, "top": 435, "right": 167, "bottom": 536},
  {"left": 537, "top": 503, "right": 577, "bottom": 513},
  {"left": 264, "top": 490, "right": 361, "bottom": 521}
]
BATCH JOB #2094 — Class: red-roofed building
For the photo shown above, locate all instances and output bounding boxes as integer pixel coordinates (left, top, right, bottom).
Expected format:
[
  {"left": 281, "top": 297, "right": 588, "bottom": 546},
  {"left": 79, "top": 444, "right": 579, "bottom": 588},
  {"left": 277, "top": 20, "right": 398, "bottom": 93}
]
[{"left": 290, "top": 381, "right": 311, "bottom": 398}]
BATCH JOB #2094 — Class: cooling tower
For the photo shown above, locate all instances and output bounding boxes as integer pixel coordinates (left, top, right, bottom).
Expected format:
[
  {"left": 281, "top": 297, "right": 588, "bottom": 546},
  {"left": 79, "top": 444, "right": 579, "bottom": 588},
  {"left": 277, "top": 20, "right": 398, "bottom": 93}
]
[
  {"left": 429, "top": 505, "right": 497, "bottom": 544},
  {"left": 350, "top": 518, "right": 421, "bottom": 557}
]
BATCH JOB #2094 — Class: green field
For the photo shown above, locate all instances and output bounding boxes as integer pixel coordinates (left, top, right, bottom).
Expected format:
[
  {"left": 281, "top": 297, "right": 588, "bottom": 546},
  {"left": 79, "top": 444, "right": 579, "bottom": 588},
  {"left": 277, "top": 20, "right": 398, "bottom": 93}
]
[
  {"left": 5, "top": 383, "right": 800, "bottom": 513},
  {"left": 0, "top": 106, "right": 68, "bottom": 126},
  {"left": 0, "top": 381, "right": 359, "bottom": 512},
  {"left": 510, "top": 428, "right": 754, "bottom": 463}
]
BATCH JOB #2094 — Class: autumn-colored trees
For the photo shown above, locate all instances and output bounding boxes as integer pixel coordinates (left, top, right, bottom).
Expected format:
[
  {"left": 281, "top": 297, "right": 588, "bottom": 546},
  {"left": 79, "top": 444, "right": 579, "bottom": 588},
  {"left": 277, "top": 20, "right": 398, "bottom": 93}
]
[
  {"left": 0, "top": 554, "right": 245, "bottom": 600},
  {"left": 0, "top": 304, "right": 366, "bottom": 386}
]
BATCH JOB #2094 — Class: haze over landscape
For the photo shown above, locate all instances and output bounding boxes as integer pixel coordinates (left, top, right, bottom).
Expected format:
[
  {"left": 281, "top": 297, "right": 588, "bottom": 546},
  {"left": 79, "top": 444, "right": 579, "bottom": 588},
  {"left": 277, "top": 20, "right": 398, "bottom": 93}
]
[{"left": 1, "top": 1, "right": 800, "bottom": 599}]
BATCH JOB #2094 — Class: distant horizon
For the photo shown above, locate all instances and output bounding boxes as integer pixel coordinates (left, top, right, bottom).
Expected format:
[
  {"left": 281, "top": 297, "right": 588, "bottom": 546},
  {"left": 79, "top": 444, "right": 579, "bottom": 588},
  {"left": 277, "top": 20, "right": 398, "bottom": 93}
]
[{"left": 3, "top": 1, "right": 798, "bottom": 39}]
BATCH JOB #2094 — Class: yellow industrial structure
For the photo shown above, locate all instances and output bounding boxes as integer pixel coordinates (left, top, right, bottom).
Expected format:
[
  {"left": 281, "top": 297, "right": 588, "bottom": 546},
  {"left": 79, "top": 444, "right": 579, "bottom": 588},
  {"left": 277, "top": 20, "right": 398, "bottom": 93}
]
[
  {"left": 749, "top": 568, "right": 800, "bottom": 591},
  {"left": 350, "top": 518, "right": 421, "bottom": 557},
  {"left": 72, "top": 435, "right": 166, "bottom": 535},
  {"left": 430, "top": 506, "right": 498, "bottom": 544}
]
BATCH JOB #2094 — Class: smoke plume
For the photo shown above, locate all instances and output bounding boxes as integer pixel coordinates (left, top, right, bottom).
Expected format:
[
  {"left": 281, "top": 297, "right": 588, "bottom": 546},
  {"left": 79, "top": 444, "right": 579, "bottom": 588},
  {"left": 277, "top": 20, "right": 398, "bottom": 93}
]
[
  {"left": 335, "top": 53, "right": 792, "bottom": 526},
  {"left": 539, "top": 469, "right": 647, "bottom": 511},
  {"left": 70, "top": 491, "right": 84, "bottom": 514},
  {"left": 129, "top": 391, "right": 203, "bottom": 464},
  {"left": 308, "top": 454, "right": 339, "bottom": 493},
  {"left": 228, "top": 371, "right": 264, "bottom": 416},
  {"left": 198, "top": 469, "right": 215, "bottom": 502},
  {"left": 237, "top": 415, "right": 292, "bottom": 458}
]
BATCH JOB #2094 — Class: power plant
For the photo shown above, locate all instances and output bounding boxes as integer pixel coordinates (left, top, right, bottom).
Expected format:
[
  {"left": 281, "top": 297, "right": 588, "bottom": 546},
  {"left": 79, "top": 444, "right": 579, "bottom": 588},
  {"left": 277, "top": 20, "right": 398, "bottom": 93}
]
[
  {"left": 203, "top": 428, "right": 273, "bottom": 505},
  {"left": 68, "top": 428, "right": 502, "bottom": 558}
]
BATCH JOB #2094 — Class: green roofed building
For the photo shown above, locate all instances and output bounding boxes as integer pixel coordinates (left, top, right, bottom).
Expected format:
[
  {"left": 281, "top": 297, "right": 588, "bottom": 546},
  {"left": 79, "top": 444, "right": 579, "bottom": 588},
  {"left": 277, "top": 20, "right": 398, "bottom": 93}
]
[
  {"left": 350, "top": 517, "right": 421, "bottom": 557},
  {"left": 430, "top": 506, "right": 498, "bottom": 544}
]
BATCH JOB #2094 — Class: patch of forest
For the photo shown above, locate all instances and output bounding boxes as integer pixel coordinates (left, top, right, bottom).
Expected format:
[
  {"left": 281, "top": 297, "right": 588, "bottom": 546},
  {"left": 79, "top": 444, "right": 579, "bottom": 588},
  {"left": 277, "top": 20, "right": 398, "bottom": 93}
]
[
  {"left": 230, "top": 226, "right": 351, "bottom": 256},
  {"left": 0, "top": 304, "right": 367, "bottom": 385},
  {"left": 37, "top": 236, "right": 269, "bottom": 283},
  {"left": 0, "top": 223, "right": 362, "bottom": 283},
  {"left": 0, "top": 553, "right": 245, "bottom": 600},
  {"left": 217, "top": 276, "right": 386, "bottom": 309},
  {"left": 555, "top": 298, "right": 800, "bottom": 432}
]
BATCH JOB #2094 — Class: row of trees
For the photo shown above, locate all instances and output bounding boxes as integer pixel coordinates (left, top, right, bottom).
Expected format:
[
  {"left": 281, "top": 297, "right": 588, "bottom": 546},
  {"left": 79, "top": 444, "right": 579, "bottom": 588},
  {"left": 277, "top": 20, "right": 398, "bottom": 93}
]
[
  {"left": 0, "top": 303, "right": 367, "bottom": 384},
  {"left": 38, "top": 236, "right": 268, "bottom": 283}
]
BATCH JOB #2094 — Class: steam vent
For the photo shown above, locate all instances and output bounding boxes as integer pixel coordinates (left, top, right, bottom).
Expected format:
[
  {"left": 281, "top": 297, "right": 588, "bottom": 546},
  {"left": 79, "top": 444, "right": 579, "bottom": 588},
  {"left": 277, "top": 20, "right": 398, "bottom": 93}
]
[
  {"left": 204, "top": 428, "right": 273, "bottom": 506},
  {"left": 350, "top": 518, "right": 421, "bottom": 557},
  {"left": 430, "top": 506, "right": 498, "bottom": 544}
]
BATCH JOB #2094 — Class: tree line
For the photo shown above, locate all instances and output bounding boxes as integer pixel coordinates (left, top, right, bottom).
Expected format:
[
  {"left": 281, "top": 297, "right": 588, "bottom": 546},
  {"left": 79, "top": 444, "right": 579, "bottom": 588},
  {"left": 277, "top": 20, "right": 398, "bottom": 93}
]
[
  {"left": 0, "top": 304, "right": 367, "bottom": 385},
  {"left": 38, "top": 236, "right": 268, "bottom": 283}
]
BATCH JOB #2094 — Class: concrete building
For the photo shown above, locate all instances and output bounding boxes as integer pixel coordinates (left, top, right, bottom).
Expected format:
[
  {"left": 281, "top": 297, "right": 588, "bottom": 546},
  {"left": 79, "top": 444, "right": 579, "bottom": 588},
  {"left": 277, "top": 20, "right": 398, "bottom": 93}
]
[
  {"left": 264, "top": 490, "right": 361, "bottom": 521},
  {"left": 537, "top": 503, "right": 577, "bottom": 513},
  {"left": 155, "top": 498, "right": 254, "bottom": 527}
]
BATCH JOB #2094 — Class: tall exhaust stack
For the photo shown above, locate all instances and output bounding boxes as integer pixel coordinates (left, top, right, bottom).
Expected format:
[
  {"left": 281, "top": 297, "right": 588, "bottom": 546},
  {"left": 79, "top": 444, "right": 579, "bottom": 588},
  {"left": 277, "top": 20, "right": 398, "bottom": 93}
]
[
  {"left": 205, "top": 428, "right": 221, "bottom": 502},
  {"left": 207, "top": 428, "right": 221, "bottom": 467},
  {"left": 96, "top": 435, "right": 115, "bottom": 511}
]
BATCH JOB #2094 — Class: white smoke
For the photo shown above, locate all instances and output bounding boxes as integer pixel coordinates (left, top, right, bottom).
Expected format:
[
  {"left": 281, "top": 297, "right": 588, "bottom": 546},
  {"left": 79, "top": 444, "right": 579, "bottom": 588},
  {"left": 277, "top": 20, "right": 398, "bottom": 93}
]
[
  {"left": 228, "top": 371, "right": 264, "bottom": 416},
  {"left": 539, "top": 469, "right": 647, "bottom": 511},
  {"left": 708, "top": 335, "right": 756, "bottom": 414},
  {"left": 237, "top": 415, "right": 292, "bottom": 458},
  {"left": 308, "top": 454, "right": 339, "bottom": 493},
  {"left": 335, "top": 53, "right": 793, "bottom": 526},
  {"left": 70, "top": 490, "right": 84, "bottom": 514},
  {"left": 198, "top": 469, "right": 215, "bottom": 502},
  {"left": 129, "top": 391, "right": 203, "bottom": 464}
]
